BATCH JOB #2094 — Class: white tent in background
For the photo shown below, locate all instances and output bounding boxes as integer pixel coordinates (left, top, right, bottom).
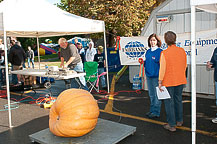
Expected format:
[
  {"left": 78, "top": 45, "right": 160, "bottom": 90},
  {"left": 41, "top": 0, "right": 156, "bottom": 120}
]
[
  {"left": 0, "top": 0, "right": 109, "bottom": 128},
  {"left": 190, "top": 0, "right": 217, "bottom": 144},
  {"left": 0, "top": 0, "right": 105, "bottom": 36}
]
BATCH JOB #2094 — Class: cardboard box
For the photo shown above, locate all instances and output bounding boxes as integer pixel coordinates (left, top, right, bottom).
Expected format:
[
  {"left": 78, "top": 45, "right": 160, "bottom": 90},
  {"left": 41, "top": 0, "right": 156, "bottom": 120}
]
[{"left": 24, "top": 76, "right": 36, "bottom": 86}]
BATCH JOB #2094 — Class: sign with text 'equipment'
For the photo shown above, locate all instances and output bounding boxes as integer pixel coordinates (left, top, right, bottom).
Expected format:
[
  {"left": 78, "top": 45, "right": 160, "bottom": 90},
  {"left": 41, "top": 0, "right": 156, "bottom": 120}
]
[{"left": 119, "top": 29, "right": 217, "bottom": 65}]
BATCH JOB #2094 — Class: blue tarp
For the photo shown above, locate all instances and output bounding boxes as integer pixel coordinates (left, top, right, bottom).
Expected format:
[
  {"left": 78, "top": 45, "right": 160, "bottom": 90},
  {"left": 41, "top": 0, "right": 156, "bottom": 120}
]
[
  {"left": 106, "top": 47, "right": 123, "bottom": 72},
  {"left": 68, "top": 37, "right": 89, "bottom": 48}
]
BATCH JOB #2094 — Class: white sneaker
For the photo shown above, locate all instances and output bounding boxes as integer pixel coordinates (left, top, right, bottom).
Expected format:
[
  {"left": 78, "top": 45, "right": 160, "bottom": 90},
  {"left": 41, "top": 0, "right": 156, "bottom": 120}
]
[
  {"left": 212, "top": 118, "right": 217, "bottom": 123},
  {"left": 15, "top": 81, "right": 22, "bottom": 86}
]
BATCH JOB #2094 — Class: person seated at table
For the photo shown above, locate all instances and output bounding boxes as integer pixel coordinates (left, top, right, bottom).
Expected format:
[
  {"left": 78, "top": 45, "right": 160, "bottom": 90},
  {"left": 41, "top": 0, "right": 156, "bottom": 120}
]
[
  {"left": 8, "top": 39, "right": 26, "bottom": 86},
  {"left": 58, "top": 38, "right": 88, "bottom": 90}
]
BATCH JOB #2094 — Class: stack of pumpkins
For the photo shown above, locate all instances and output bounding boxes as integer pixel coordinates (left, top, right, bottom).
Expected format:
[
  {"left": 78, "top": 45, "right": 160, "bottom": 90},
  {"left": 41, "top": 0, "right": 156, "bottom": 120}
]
[{"left": 49, "top": 89, "right": 99, "bottom": 137}]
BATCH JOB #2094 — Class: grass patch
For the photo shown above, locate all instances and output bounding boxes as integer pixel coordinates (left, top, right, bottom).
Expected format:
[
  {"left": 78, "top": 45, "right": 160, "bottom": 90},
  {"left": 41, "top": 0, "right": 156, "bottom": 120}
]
[
  {"left": 47, "top": 62, "right": 61, "bottom": 67},
  {"left": 34, "top": 54, "right": 59, "bottom": 62}
]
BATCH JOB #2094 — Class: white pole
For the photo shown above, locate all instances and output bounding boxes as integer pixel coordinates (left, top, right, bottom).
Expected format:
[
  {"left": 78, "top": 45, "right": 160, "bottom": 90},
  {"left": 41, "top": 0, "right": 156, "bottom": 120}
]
[
  {"left": 191, "top": 5, "right": 196, "bottom": 144},
  {"left": 103, "top": 24, "right": 110, "bottom": 92},
  {"left": 2, "top": 15, "right": 12, "bottom": 128},
  {"left": 36, "top": 37, "right": 42, "bottom": 83},
  {"left": 36, "top": 37, "right": 40, "bottom": 69}
]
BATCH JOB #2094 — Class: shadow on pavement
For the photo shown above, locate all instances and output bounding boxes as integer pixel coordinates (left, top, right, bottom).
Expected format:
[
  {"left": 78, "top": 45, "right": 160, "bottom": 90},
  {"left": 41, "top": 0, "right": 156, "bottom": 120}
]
[{"left": 0, "top": 115, "right": 49, "bottom": 144}]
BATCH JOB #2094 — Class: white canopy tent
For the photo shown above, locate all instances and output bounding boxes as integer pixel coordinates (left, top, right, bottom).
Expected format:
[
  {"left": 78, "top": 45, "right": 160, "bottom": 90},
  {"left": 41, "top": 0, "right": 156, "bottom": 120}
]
[
  {"left": 190, "top": 0, "right": 217, "bottom": 144},
  {"left": 0, "top": 0, "right": 105, "bottom": 37},
  {"left": 0, "top": 0, "right": 109, "bottom": 128}
]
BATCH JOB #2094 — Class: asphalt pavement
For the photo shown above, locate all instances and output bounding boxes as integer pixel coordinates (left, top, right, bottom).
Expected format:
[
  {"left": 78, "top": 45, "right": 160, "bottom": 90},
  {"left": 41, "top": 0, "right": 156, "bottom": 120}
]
[{"left": 0, "top": 74, "right": 216, "bottom": 144}]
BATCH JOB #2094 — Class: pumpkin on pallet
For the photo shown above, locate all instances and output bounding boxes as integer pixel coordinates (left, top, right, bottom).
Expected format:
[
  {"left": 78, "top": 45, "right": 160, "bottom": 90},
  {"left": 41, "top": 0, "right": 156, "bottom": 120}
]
[{"left": 49, "top": 89, "right": 99, "bottom": 137}]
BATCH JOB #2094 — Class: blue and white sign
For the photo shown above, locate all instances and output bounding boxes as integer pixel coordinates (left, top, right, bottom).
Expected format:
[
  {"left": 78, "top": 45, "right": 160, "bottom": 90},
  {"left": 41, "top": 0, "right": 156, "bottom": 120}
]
[
  {"left": 119, "top": 36, "right": 148, "bottom": 65},
  {"left": 120, "top": 29, "right": 217, "bottom": 65},
  {"left": 169, "top": 29, "right": 217, "bottom": 64}
]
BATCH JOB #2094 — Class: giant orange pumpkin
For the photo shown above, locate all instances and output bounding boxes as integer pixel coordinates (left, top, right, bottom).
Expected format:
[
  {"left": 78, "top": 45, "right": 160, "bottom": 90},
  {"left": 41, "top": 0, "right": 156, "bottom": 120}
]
[{"left": 49, "top": 89, "right": 99, "bottom": 137}]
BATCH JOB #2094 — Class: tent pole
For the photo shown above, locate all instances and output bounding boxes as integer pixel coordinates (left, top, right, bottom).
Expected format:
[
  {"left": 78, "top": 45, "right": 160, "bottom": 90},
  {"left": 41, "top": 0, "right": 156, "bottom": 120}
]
[
  {"left": 36, "top": 37, "right": 42, "bottom": 83},
  {"left": 36, "top": 37, "right": 40, "bottom": 69},
  {"left": 103, "top": 25, "right": 110, "bottom": 92},
  {"left": 3, "top": 31, "right": 12, "bottom": 128},
  {"left": 191, "top": 5, "right": 196, "bottom": 144},
  {"left": 2, "top": 7, "right": 12, "bottom": 128}
]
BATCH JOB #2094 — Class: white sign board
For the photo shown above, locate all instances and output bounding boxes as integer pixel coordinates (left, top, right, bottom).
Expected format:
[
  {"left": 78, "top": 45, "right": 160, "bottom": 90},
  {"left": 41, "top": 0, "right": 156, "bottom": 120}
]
[
  {"left": 119, "top": 36, "right": 148, "bottom": 65},
  {"left": 119, "top": 29, "right": 217, "bottom": 65}
]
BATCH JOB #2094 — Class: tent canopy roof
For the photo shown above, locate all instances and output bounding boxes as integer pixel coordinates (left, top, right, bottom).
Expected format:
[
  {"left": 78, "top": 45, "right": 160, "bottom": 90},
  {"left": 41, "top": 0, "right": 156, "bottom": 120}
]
[
  {"left": 191, "top": 0, "right": 217, "bottom": 13},
  {"left": 0, "top": 0, "right": 105, "bottom": 37},
  {"left": 191, "top": 0, "right": 217, "bottom": 6}
]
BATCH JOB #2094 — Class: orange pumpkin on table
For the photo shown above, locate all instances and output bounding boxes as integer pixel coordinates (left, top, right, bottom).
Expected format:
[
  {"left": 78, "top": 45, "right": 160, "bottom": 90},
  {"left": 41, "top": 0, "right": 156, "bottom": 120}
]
[{"left": 49, "top": 89, "right": 99, "bottom": 137}]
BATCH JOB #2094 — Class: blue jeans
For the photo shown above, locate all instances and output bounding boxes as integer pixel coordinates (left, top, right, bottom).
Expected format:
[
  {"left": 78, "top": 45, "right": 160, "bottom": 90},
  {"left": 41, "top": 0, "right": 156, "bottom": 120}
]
[
  {"left": 22, "top": 63, "right": 26, "bottom": 68},
  {"left": 146, "top": 77, "right": 161, "bottom": 116},
  {"left": 164, "top": 84, "right": 184, "bottom": 127},
  {"left": 0, "top": 66, "right": 5, "bottom": 85},
  {"left": 70, "top": 61, "right": 88, "bottom": 90},
  {"left": 215, "top": 82, "right": 217, "bottom": 106},
  {"left": 98, "top": 68, "right": 106, "bottom": 88},
  {"left": 28, "top": 58, "right": 34, "bottom": 68}
]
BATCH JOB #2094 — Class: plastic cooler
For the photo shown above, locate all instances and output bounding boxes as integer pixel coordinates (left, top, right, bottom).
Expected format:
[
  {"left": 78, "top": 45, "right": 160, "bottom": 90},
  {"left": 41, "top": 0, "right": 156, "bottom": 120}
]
[{"left": 132, "top": 74, "right": 142, "bottom": 90}]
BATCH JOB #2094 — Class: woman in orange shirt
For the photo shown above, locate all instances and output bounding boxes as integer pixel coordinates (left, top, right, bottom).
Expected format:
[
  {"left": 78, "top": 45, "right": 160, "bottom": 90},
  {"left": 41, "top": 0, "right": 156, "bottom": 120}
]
[{"left": 158, "top": 31, "right": 187, "bottom": 132}]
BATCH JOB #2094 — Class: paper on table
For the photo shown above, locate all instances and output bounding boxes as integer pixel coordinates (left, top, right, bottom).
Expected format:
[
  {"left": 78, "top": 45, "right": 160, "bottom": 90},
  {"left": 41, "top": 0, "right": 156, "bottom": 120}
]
[{"left": 156, "top": 86, "right": 171, "bottom": 100}]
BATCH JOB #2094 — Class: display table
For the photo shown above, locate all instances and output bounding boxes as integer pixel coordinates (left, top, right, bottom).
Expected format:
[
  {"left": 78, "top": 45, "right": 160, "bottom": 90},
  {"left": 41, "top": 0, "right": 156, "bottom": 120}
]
[
  {"left": 11, "top": 69, "right": 86, "bottom": 90},
  {"left": 10, "top": 69, "right": 86, "bottom": 80}
]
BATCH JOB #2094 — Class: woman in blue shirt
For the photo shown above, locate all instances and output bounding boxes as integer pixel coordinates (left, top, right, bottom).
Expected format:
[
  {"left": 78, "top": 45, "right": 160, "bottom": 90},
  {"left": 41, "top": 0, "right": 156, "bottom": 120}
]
[{"left": 143, "top": 33, "right": 162, "bottom": 118}]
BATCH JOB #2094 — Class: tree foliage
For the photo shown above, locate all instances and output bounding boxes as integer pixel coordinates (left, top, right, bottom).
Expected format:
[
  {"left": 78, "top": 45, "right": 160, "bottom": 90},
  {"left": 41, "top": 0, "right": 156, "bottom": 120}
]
[{"left": 57, "top": 0, "right": 165, "bottom": 46}]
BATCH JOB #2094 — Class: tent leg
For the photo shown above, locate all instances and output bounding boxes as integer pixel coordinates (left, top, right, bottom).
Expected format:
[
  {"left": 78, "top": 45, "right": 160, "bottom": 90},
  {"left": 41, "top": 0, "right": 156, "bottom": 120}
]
[
  {"left": 36, "top": 37, "right": 40, "bottom": 69},
  {"left": 36, "top": 37, "right": 42, "bottom": 83},
  {"left": 191, "top": 5, "right": 196, "bottom": 144},
  {"left": 103, "top": 28, "right": 110, "bottom": 92},
  {"left": 3, "top": 31, "right": 12, "bottom": 128}
]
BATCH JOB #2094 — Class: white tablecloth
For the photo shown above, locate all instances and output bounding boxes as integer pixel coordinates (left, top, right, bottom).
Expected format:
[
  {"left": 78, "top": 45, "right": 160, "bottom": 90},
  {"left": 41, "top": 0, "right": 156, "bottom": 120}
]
[{"left": 10, "top": 69, "right": 86, "bottom": 80}]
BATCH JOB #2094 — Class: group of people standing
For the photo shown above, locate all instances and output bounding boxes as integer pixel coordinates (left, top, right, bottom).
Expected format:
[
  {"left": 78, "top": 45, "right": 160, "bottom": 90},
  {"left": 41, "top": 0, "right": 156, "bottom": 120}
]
[
  {"left": 1, "top": 37, "right": 106, "bottom": 89},
  {"left": 58, "top": 38, "right": 107, "bottom": 90},
  {"left": 8, "top": 39, "right": 26, "bottom": 85},
  {"left": 144, "top": 30, "right": 217, "bottom": 131},
  {"left": 141, "top": 31, "right": 187, "bottom": 132},
  {"left": 1, "top": 38, "right": 35, "bottom": 86}
]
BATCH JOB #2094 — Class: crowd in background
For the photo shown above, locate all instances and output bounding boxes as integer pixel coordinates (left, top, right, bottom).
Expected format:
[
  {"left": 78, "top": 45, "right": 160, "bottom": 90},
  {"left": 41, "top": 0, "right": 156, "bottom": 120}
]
[
  {"left": 59, "top": 37, "right": 107, "bottom": 90},
  {"left": 0, "top": 38, "right": 35, "bottom": 86},
  {"left": 0, "top": 37, "right": 107, "bottom": 90}
]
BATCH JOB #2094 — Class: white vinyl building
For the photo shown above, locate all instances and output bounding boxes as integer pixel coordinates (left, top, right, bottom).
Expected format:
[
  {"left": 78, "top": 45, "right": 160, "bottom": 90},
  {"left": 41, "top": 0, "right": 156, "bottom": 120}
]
[{"left": 129, "top": 0, "right": 217, "bottom": 95}]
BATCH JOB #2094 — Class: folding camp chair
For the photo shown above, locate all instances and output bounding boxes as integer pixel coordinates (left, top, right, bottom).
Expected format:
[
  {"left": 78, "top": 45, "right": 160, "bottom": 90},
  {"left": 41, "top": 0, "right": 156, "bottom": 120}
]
[{"left": 84, "top": 61, "right": 99, "bottom": 92}]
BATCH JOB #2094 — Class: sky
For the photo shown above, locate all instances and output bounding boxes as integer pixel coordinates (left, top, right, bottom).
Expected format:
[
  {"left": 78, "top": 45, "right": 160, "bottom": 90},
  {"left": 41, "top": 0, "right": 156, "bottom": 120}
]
[{"left": 46, "top": 0, "right": 61, "bottom": 5}]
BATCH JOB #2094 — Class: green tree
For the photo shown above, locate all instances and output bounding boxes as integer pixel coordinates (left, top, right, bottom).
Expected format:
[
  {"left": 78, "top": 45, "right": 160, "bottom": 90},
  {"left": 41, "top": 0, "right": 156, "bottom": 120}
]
[{"left": 57, "top": 0, "right": 165, "bottom": 47}]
